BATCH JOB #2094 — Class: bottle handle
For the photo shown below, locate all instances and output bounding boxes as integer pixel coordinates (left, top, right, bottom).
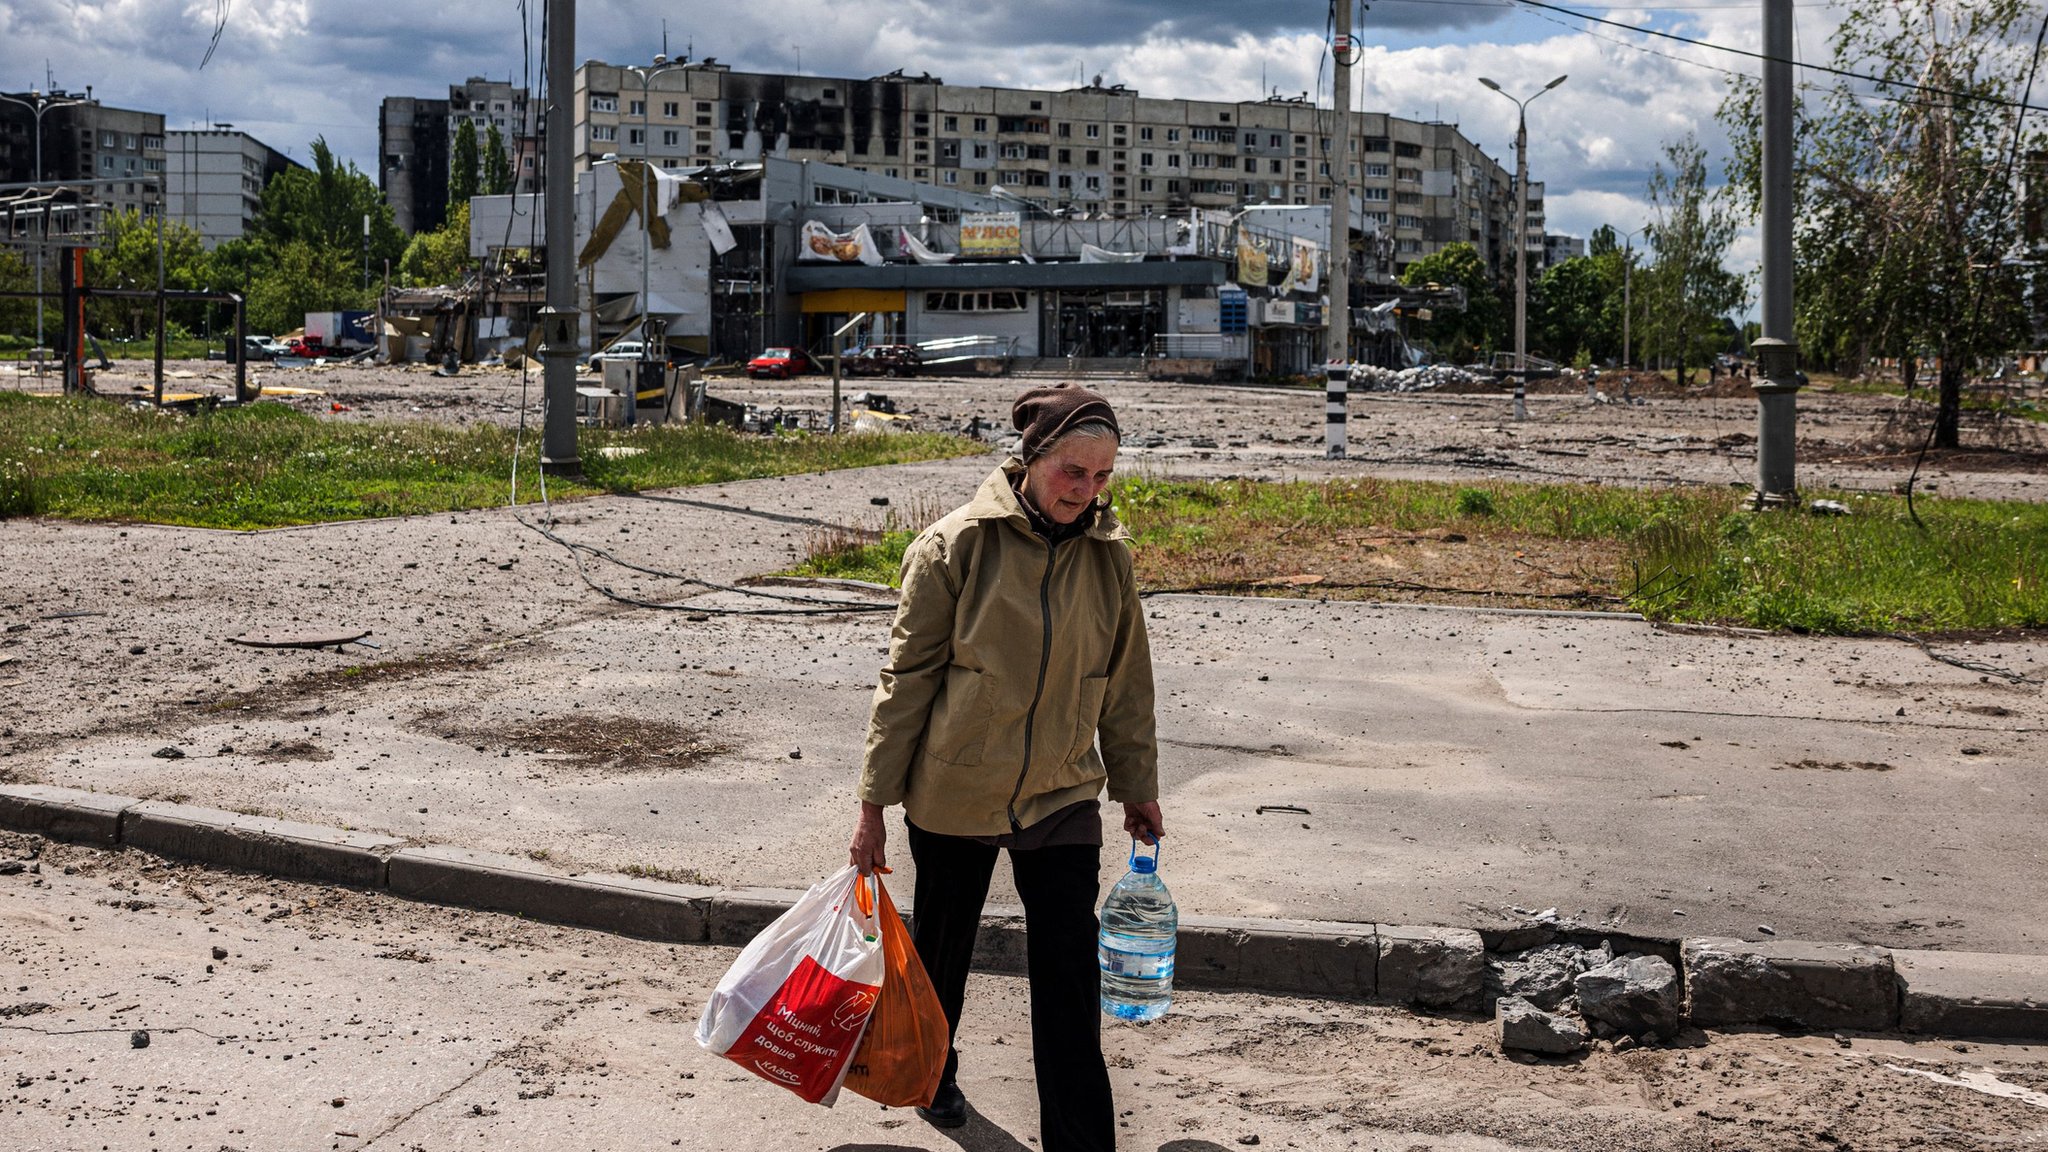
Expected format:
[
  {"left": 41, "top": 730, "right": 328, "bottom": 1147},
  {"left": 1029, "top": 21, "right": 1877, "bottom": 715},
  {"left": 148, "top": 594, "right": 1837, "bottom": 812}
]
[{"left": 1128, "top": 836, "right": 1162, "bottom": 872}]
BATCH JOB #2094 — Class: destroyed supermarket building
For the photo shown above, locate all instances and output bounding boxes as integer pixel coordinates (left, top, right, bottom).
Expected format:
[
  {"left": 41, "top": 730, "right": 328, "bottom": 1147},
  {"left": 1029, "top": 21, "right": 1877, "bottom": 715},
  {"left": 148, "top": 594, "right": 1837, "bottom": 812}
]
[
  {"left": 470, "top": 156, "right": 1441, "bottom": 377},
  {"left": 572, "top": 61, "right": 1546, "bottom": 283}
]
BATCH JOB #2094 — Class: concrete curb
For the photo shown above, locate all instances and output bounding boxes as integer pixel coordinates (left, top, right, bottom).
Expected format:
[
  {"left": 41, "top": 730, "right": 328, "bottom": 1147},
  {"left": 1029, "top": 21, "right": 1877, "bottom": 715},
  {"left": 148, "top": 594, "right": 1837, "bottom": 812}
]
[{"left": 4, "top": 783, "right": 2043, "bottom": 1041}]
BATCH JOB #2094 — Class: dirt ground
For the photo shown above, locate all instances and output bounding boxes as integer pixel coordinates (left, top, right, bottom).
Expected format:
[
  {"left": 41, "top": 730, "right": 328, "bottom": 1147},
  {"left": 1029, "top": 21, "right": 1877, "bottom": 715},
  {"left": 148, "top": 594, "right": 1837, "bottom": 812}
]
[
  {"left": 6, "top": 828, "right": 2048, "bottom": 1152},
  {"left": 8, "top": 357, "right": 2042, "bottom": 502}
]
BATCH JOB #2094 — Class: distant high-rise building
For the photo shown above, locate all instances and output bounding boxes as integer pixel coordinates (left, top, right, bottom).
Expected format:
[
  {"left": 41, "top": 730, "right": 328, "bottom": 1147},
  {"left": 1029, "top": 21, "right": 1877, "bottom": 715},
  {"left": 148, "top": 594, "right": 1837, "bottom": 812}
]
[
  {"left": 0, "top": 88, "right": 165, "bottom": 238},
  {"left": 571, "top": 62, "right": 1528, "bottom": 281},
  {"left": 380, "top": 77, "right": 538, "bottom": 235},
  {"left": 161, "top": 129, "right": 300, "bottom": 249}
]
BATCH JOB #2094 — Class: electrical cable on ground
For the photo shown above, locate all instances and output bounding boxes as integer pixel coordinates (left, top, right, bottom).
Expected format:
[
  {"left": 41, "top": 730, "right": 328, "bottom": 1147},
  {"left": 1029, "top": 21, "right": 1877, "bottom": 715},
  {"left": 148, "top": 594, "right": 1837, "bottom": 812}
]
[{"left": 1884, "top": 632, "right": 2043, "bottom": 686}]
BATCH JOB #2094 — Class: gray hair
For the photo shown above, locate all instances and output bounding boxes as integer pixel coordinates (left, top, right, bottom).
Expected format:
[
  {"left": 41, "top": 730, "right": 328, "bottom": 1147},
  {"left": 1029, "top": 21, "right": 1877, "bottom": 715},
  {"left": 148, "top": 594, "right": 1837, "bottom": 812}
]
[{"left": 1037, "top": 419, "right": 1120, "bottom": 456}]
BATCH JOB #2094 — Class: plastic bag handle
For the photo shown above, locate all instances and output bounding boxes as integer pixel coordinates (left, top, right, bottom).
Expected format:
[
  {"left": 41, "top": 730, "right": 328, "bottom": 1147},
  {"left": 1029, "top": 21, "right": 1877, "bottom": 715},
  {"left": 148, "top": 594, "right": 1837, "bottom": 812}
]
[
  {"left": 854, "top": 872, "right": 878, "bottom": 919},
  {"left": 1128, "top": 835, "right": 1162, "bottom": 872}
]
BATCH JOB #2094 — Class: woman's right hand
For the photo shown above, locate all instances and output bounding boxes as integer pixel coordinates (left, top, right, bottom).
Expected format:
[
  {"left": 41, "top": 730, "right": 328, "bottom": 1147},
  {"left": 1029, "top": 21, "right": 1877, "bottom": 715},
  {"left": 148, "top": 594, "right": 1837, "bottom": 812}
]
[{"left": 848, "top": 801, "right": 888, "bottom": 875}]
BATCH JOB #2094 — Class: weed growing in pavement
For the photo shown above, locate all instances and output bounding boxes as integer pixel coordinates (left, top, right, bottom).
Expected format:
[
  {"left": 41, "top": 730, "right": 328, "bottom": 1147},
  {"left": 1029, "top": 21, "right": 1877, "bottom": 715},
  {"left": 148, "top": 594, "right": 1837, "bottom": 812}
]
[
  {"left": 619, "top": 862, "right": 716, "bottom": 887},
  {"left": 0, "top": 393, "right": 981, "bottom": 528},
  {"left": 791, "top": 474, "right": 2048, "bottom": 634}
]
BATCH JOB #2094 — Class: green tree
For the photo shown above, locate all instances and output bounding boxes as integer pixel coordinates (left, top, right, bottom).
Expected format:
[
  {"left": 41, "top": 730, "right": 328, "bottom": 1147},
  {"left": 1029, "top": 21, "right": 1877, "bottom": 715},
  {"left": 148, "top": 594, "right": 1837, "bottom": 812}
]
[
  {"left": 83, "top": 209, "right": 212, "bottom": 338},
  {"left": 1532, "top": 255, "right": 1616, "bottom": 364},
  {"left": 399, "top": 201, "right": 471, "bottom": 287},
  {"left": 1718, "top": 0, "right": 2041, "bottom": 446},
  {"left": 0, "top": 247, "right": 32, "bottom": 340},
  {"left": 1640, "top": 134, "right": 1746, "bottom": 382},
  {"left": 449, "top": 120, "right": 481, "bottom": 211},
  {"left": 262, "top": 137, "right": 404, "bottom": 267},
  {"left": 253, "top": 137, "right": 400, "bottom": 326},
  {"left": 482, "top": 123, "right": 515, "bottom": 197},
  {"left": 1400, "top": 242, "right": 1505, "bottom": 362},
  {"left": 242, "top": 240, "right": 363, "bottom": 335}
]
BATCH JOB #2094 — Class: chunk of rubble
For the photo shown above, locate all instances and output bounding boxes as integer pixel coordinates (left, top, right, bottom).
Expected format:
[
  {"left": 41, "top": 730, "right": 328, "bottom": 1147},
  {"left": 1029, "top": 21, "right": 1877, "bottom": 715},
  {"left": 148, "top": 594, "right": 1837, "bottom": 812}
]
[
  {"left": 1486, "top": 940, "right": 1612, "bottom": 1011},
  {"left": 1496, "top": 995, "right": 1587, "bottom": 1055},
  {"left": 1576, "top": 953, "right": 1682, "bottom": 1039}
]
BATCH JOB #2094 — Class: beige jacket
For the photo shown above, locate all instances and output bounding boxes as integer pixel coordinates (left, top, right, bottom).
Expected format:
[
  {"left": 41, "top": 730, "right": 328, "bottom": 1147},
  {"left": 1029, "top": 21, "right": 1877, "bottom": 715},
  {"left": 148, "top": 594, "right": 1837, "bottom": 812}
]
[{"left": 858, "top": 460, "right": 1159, "bottom": 837}]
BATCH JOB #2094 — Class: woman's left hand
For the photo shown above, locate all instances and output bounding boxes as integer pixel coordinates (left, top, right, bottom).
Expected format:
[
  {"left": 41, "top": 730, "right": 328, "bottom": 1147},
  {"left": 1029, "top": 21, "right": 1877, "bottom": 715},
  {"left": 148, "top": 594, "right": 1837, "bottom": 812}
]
[{"left": 1122, "top": 800, "right": 1164, "bottom": 846}]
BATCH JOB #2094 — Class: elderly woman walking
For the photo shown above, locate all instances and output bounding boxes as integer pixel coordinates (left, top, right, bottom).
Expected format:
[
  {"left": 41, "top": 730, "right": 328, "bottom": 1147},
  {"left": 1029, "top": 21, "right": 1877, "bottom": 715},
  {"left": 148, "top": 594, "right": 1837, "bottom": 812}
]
[{"left": 848, "top": 383, "right": 1164, "bottom": 1150}]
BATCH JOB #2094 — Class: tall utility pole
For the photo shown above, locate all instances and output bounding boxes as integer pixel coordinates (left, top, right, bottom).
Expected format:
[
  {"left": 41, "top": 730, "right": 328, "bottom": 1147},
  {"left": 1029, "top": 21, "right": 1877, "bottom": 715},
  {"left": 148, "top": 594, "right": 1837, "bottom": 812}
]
[
  {"left": 0, "top": 90, "right": 86, "bottom": 356},
  {"left": 1478, "top": 74, "right": 1565, "bottom": 422},
  {"left": 1751, "top": 0, "right": 1802, "bottom": 505},
  {"left": 538, "top": 0, "right": 581, "bottom": 475},
  {"left": 1323, "top": 0, "right": 1357, "bottom": 460}
]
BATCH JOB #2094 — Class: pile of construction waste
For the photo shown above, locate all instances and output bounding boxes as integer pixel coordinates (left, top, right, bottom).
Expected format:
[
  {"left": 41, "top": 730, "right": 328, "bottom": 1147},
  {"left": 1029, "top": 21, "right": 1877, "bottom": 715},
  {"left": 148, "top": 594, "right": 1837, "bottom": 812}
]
[{"left": 1349, "top": 363, "right": 1485, "bottom": 392}]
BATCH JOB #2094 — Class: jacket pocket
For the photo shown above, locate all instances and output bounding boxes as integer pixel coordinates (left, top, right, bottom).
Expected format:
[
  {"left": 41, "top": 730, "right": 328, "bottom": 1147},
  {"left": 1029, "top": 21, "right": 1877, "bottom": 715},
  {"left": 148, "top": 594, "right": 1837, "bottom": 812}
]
[
  {"left": 924, "top": 664, "right": 993, "bottom": 765},
  {"left": 1063, "top": 675, "right": 1110, "bottom": 767}
]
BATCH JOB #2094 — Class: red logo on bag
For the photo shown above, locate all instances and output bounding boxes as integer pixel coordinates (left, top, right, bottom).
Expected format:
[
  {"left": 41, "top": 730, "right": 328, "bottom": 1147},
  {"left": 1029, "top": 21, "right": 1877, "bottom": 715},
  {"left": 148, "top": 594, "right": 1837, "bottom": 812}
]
[
  {"left": 832, "top": 990, "right": 878, "bottom": 1032},
  {"left": 722, "top": 956, "right": 881, "bottom": 1105}
]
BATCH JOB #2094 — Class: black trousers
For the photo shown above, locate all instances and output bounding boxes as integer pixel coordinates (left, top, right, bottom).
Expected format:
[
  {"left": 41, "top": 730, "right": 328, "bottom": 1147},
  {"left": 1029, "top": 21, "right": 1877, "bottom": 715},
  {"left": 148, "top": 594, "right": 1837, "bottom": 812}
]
[{"left": 907, "top": 820, "right": 1115, "bottom": 1152}]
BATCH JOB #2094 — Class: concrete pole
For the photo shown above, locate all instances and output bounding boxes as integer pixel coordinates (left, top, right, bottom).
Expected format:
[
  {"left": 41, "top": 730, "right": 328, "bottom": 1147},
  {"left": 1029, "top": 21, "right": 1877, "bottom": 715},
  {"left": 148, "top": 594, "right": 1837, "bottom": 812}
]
[
  {"left": 538, "top": 0, "right": 580, "bottom": 475},
  {"left": 1512, "top": 108, "right": 1528, "bottom": 421},
  {"left": 1753, "top": 0, "right": 1803, "bottom": 505},
  {"left": 1324, "top": 0, "right": 1356, "bottom": 460}
]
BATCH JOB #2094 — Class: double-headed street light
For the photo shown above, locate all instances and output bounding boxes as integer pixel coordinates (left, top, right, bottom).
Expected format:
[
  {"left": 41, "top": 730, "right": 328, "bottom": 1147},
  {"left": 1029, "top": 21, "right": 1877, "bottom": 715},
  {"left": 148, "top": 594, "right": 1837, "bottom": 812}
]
[
  {"left": 0, "top": 89, "right": 88, "bottom": 355},
  {"left": 1619, "top": 223, "right": 1649, "bottom": 372},
  {"left": 1477, "top": 74, "right": 1566, "bottom": 421}
]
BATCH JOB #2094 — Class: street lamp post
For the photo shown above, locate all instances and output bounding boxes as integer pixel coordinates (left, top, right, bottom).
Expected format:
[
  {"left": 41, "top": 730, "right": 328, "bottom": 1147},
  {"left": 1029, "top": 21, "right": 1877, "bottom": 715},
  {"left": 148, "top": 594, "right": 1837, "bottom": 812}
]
[
  {"left": 619, "top": 56, "right": 689, "bottom": 427},
  {"left": 1620, "top": 224, "right": 1648, "bottom": 373},
  {"left": 1477, "top": 75, "right": 1566, "bottom": 422},
  {"left": 0, "top": 90, "right": 88, "bottom": 357}
]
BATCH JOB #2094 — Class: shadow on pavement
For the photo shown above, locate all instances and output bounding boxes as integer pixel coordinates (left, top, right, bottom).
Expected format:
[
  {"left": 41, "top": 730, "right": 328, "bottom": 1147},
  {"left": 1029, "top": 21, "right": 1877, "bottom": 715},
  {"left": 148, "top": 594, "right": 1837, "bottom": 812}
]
[{"left": 825, "top": 1105, "right": 1035, "bottom": 1152}]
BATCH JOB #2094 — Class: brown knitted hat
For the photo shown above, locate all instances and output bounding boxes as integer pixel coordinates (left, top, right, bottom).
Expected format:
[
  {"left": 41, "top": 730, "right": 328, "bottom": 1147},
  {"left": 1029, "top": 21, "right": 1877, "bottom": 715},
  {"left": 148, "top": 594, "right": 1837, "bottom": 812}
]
[{"left": 1011, "top": 383, "right": 1121, "bottom": 459}]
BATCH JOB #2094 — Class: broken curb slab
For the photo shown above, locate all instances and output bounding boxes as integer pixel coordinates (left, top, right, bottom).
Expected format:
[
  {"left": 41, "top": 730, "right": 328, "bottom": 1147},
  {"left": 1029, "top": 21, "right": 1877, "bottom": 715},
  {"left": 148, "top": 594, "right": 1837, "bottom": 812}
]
[
  {"left": 119, "top": 801, "right": 404, "bottom": 888},
  {"left": 1377, "top": 925, "right": 1487, "bottom": 1012},
  {"left": 1177, "top": 914, "right": 1376, "bottom": 997},
  {"left": 0, "top": 784, "right": 137, "bottom": 845},
  {"left": 1683, "top": 937, "right": 1898, "bottom": 1031},
  {"left": 1896, "top": 950, "right": 2048, "bottom": 1040},
  {"left": 387, "top": 845, "right": 716, "bottom": 945}
]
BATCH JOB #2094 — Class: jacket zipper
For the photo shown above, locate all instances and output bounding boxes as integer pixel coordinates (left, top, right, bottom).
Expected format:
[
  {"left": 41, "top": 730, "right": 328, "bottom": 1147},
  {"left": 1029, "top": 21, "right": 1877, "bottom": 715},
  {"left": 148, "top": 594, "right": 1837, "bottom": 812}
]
[{"left": 1007, "top": 534, "right": 1059, "bottom": 832}]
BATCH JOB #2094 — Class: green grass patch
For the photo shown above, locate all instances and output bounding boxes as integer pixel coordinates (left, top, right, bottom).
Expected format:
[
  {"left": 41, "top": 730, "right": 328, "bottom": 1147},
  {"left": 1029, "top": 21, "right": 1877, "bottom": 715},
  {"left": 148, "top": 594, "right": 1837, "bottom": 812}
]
[
  {"left": 0, "top": 393, "right": 982, "bottom": 529},
  {"left": 790, "top": 474, "right": 2048, "bottom": 634}
]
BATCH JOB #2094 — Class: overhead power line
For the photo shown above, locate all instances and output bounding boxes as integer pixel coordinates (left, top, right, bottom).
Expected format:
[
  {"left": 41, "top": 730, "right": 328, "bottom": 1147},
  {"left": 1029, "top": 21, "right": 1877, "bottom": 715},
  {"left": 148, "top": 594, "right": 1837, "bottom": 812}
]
[{"left": 1514, "top": 0, "right": 2048, "bottom": 113}]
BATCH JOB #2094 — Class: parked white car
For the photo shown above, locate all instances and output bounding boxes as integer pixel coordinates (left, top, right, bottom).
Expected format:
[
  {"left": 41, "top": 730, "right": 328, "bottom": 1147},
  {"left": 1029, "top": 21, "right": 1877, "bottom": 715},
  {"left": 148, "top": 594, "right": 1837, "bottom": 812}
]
[{"left": 586, "top": 340, "right": 649, "bottom": 371}]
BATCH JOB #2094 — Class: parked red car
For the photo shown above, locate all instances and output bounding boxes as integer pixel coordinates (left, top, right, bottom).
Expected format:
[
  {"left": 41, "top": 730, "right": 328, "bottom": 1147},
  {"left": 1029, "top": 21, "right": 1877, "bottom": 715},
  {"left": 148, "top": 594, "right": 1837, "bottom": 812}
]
[
  {"left": 745, "top": 347, "right": 815, "bottom": 379},
  {"left": 287, "top": 337, "right": 339, "bottom": 359}
]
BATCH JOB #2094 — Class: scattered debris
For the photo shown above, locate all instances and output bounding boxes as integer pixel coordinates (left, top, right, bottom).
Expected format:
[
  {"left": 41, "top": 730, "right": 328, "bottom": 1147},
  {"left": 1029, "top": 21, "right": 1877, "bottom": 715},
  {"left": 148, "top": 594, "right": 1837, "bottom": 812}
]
[
  {"left": 1254, "top": 805, "right": 1311, "bottom": 816},
  {"left": 151, "top": 747, "right": 186, "bottom": 760},
  {"left": 1809, "top": 499, "right": 1851, "bottom": 516},
  {"left": 129, "top": 1029, "right": 149, "bottom": 1049}
]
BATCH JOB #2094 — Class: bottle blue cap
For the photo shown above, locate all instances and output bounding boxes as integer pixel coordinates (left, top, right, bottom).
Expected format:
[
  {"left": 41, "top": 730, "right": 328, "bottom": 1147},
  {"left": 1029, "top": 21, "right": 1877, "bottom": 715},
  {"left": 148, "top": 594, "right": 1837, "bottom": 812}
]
[{"left": 1130, "top": 855, "right": 1156, "bottom": 874}]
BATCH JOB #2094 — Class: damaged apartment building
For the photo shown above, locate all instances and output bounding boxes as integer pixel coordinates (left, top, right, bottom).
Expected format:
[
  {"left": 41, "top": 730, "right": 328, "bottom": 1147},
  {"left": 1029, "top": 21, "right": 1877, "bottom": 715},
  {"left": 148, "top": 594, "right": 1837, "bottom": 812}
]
[{"left": 571, "top": 60, "right": 1545, "bottom": 284}]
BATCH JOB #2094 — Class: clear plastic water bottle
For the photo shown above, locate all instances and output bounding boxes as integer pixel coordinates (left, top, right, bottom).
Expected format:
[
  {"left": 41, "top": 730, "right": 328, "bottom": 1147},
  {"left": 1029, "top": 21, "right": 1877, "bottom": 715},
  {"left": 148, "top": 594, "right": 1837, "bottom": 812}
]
[{"left": 1099, "top": 839, "right": 1176, "bottom": 1022}]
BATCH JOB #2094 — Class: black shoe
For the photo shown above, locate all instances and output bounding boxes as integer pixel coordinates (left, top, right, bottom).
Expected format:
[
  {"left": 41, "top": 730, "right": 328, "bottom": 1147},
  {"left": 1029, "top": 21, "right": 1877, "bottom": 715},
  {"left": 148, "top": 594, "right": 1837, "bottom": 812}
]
[{"left": 917, "top": 1081, "right": 967, "bottom": 1129}]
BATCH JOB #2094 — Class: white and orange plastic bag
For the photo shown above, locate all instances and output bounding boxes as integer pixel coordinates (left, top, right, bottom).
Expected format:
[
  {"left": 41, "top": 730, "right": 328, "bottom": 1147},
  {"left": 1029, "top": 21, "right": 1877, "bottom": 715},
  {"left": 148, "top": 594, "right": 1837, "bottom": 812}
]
[{"left": 696, "top": 865, "right": 885, "bottom": 1106}]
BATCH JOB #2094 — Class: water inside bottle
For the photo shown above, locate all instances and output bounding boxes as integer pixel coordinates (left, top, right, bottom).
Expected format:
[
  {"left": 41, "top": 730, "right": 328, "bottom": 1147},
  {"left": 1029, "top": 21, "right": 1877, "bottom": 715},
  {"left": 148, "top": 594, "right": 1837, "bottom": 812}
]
[{"left": 1099, "top": 866, "right": 1177, "bottom": 1022}]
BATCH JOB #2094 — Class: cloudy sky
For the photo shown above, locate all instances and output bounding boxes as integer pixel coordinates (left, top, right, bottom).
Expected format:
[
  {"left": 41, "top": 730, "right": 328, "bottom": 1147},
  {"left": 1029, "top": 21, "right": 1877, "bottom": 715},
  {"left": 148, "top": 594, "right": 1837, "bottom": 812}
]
[{"left": 3, "top": 0, "right": 1856, "bottom": 281}]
